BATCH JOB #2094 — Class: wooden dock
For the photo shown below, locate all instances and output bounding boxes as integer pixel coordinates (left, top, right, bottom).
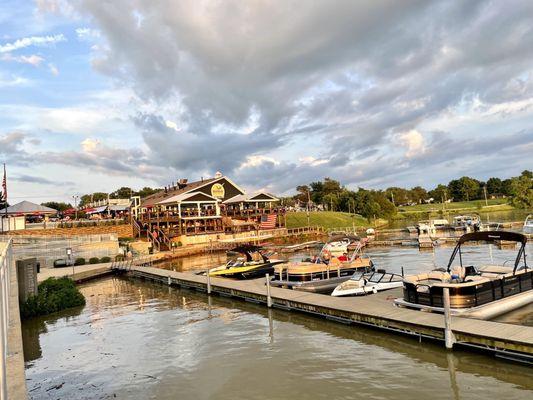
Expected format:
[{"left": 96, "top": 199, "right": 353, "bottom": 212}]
[{"left": 115, "top": 264, "right": 533, "bottom": 364}]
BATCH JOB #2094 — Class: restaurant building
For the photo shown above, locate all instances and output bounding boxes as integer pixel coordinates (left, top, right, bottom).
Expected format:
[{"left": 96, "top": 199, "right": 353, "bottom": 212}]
[{"left": 134, "top": 172, "right": 282, "bottom": 249}]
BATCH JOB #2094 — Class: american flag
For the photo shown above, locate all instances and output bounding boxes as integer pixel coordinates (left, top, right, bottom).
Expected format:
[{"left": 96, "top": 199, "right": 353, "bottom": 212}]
[
  {"left": 1, "top": 164, "right": 6, "bottom": 203},
  {"left": 260, "top": 213, "right": 277, "bottom": 229}
]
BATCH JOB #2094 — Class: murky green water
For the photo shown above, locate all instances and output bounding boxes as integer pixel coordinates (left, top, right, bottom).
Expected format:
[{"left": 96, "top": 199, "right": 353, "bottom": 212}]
[{"left": 23, "top": 243, "right": 533, "bottom": 399}]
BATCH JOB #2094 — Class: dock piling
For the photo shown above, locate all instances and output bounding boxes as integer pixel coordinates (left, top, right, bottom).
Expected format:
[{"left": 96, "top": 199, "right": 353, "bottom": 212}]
[
  {"left": 443, "top": 287, "right": 456, "bottom": 349},
  {"left": 266, "top": 274, "right": 272, "bottom": 308},
  {"left": 206, "top": 268, "right": 211, "bottom": 294}
]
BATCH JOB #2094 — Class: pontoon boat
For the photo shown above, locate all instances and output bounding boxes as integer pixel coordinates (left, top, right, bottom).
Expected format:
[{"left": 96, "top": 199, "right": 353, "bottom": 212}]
[
  {"left": 270, "top": 242, "right": 373, "bottom": 294},
  {"left": 395, "top": 231, "right": 532, "bottom": 319},
  {"left": 524, "top": 215, "right": 533, "bottom": 235}
]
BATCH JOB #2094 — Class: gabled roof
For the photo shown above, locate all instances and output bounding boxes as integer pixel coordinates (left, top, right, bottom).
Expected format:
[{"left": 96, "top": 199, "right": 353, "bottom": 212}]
[
  {"left": 247, "top": 192, "right": 278, "bottom": 201},
  {"left": 141, "top": 175, "right": 246, "bottom": 207},
  {"left": 158, "top": 191, "right": 218, "bottom": 204},
  {"left": 3, "top": 201, "right": 57, "bottom": 215},
  {"left": 142, "top": 178, "right": 216, "bottom": 207}
]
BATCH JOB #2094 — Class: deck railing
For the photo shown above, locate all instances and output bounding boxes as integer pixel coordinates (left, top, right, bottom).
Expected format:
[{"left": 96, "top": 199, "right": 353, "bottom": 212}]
[{"left": 0, "top": 240, "right": 13, "bottom": 400}]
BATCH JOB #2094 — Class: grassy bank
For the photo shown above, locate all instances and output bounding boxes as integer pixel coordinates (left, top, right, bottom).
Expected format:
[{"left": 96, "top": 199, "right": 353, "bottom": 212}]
[
  {"left": 397, "top": 198, "right": 513, "bottom": 214},
  {"left": 286, "top": 211, "right": 386, "bottom": 229}
]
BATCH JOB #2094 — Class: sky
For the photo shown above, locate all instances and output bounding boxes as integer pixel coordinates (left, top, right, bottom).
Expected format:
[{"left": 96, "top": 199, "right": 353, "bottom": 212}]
[{"left": 0, "top": 0, "right": 532, "bottom": 204}]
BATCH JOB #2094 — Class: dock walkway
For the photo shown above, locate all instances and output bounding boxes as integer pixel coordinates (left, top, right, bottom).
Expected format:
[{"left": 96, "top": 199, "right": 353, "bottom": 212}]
[{"left": 118, "top": 264, "right": 533, "bottom": 363}]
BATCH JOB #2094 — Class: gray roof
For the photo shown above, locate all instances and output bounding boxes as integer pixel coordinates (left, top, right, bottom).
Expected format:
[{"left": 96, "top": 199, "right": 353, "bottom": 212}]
[{"left": 3, "top": 201, "right": 57, "bottom": 215}]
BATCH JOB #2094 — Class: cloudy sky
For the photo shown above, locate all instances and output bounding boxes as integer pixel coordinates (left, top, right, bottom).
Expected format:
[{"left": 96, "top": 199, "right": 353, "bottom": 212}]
[{"left": 1, "top": 0, "right": 532, "bottom": 203}]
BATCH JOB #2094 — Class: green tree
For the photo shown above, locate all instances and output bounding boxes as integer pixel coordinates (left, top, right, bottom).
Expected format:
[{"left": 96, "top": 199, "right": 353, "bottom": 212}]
[
  {"left": 486, "top": 177, "right": 502, "bottom": 195},
  {"left": 294, "top": 185, "right": 310, "bottom": 204},
  {"left": 41, "top": 202, "right": 72, "bottom": 212},
  {"left": 110, "top": 187, "right": 133, "bottom": 199},
  {"left": 509, "top": 174, "right": 533, "bottom": 209},
  {"left": 428, "top": 184, "right": 448, "bottom": 202},
  {"left": 137, "top": 187, "right": 159, "bottom": 198},
  {"left": 448, "top": 177, "right": 481, "bottom": 201},
  {"left": 409, "top": 186, "right": 428, "bottom": 204},
  {"left": 386, "top": 187, "right": 410, "bottom": 205},
  {"left": 79, "top": 192, "right": 108, "bottom": 207}
]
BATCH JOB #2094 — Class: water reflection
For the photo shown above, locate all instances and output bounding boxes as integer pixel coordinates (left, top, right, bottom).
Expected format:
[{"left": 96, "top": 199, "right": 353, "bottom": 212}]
[{"left": 23, "top": 276, "right": 533, "bottom": 400}]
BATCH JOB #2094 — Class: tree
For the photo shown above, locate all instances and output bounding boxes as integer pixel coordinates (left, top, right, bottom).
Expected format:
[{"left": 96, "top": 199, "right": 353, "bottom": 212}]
[
  {"left": 309, "top": 181, "right": 324, "bottom": 205},
  {"left": 509, "top": 174, "right": 533, "bottom": 209},
  {"left": 386, "top": 187, "right": 410, "bottom": 205},
  {"left": 137, "top": 187, "right": 159, "bottom": 198},
  {"left": 294, "top": 185, "right": 310, "bottom": 203},
  {"left": 41, "top": 202, "right": 72, "bottom": 212},
  {"left": 448, "top": 177, "right": 481, "bottom": 201},
  {"left": 110, "top": 187, "right": 133, "bottom": 199},
  {"left": 79, "top": 192, "right": 108, "bottom": 207},
  {"left": 486, "top": 177, "right": 502, "bottom": 195},
  {"left": 409, "top": 186, "right": 428, "bottom": 204},
  {"left": 428, "top": 184, "right": 448, "bottom": 202}
]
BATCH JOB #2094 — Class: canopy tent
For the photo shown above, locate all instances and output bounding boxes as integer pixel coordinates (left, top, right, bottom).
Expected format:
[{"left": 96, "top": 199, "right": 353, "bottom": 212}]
[
  {"left": 108, "top": 204, "right": 129, "bottom": 212},
  {"left": 1, "top": 200, "right": 57, "bottom": 216},
  {"left": 85, "top": 205, "right": 107, "bottom": 215}
]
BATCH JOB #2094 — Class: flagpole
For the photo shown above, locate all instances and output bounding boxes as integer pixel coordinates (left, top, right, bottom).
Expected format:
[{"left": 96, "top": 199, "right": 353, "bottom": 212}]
[{"left": 2, "top": 164, "right": 6, "bottom": 232}]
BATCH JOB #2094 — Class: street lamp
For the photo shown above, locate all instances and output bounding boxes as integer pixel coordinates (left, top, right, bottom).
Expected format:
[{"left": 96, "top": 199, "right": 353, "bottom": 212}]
[{"left": 72, "top": 195, "right": 79, "bottom": 220}]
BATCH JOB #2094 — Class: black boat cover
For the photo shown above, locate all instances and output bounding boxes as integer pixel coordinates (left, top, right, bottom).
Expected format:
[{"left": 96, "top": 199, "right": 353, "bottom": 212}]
[
  {"left": 457, "top": 231, "right": 527, "bottom": 245},
  {"left": 231, "top": 245, "right": 268, "bottom": 262}
]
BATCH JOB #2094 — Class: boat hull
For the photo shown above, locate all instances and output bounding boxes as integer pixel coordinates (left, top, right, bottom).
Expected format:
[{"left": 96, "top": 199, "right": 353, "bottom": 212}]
[{"left": 270, "top": 276, "right": 353, "bottom": 294}]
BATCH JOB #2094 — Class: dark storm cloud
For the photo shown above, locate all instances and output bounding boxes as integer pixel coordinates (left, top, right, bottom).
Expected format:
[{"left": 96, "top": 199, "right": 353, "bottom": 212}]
[{"left": 67, "top": 0, "right": 533, "bottom": 191}]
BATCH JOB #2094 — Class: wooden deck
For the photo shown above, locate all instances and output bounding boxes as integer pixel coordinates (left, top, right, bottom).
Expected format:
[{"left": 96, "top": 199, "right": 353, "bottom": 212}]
[{"left": 117, "top": 264, "right": 533, "bottom": 363}]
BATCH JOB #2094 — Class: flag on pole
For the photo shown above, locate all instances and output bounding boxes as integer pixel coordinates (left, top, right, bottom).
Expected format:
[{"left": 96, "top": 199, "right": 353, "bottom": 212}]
[
  {"left": 260, "top": 213, "right": 277, "bottom": 229},
  {"left": 1, "top": 164, "right": 6, "bottom": 203}
]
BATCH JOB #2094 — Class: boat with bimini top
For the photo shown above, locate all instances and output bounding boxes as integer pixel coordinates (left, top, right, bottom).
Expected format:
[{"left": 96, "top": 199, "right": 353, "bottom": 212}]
[
  {"left": 269, "top": 242, "right": 373, "bottom": 294},
  {"left": 395, "top": 231, "right": 532, "bottom": 319}
]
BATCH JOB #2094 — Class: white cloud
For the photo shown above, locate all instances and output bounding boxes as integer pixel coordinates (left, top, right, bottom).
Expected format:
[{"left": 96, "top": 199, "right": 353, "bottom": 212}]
[
  {"left": 239, "top": 155, "right": 280, "bottom": 169},
  {"left": 398, "top": 130, "right": 426, "bottom": 158},
  {"left": 299, "top": 156, "right": 329, "bottom": 166},
  {"left": 165, "top": 120, "right": 180, "bottom": 131},
  {"left": 0, "top": 74, "right": 30, "bottom": 87},
  {"left": 1, "top": 54, "right": 44, "bottom": 66},
  {"left": 48, "top": 63, "right": 59, "bottom": 75},
  {"left": 75, "top": 27, "right": 100, "bottom": 41},
  {"left": 0, "top": 34, "right": 66, "bottom": 53},
  {"left": 81, "top": 138, "right": 100, "bottom": 152}
]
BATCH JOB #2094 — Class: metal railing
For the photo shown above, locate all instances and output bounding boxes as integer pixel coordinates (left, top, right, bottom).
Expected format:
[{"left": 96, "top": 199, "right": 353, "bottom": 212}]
[{"left": 0, "top": 240, "right": 13, "bottom": 400}]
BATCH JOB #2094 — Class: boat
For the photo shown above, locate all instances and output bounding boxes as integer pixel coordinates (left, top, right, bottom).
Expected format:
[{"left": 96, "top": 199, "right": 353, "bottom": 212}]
[
  {"left": 207, "top": 245, "right": 284, "bottom": 279},
  {"left": 331, "top": 269, "right": 404, "bottom": 297},
  {"left": 452, "top": 215, "right": 483, "bottom": 232},
  {"left": 395, "top": 231, "right": 532, "bottom": 319},
  {"left": 270, "top": 242, "right": 374, "bottom": 294},
  {"left": 322, "top": 234, "right": 359, "bottom": 256},
  {"left": 524, "top": 215, "right": 533, "bottom": 235}
]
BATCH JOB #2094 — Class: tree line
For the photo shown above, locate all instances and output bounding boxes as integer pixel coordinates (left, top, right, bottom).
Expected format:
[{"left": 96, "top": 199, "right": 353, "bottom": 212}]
[{"left": 291, "top": 170, "right": 532, "bottom": 218}]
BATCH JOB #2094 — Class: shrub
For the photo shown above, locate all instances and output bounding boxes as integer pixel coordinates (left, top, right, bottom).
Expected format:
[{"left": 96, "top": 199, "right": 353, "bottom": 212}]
[
  {"left": 20, "top": 277, "right": 86, "bottom": 319},
  {"left": 100, "top": 256, "right": 111, "bottom": 263},
  {"left": 115, "top": 254, "right": 125, "bottom": 261},
  {"left": 177, "top": 241, "right": 182, "bottom": 247},
  {"left": 89, "top": 257, "right": 100, "bottom": 264},
  {"left": 74, "top": 258, "right": 86, "bottom": 266}
]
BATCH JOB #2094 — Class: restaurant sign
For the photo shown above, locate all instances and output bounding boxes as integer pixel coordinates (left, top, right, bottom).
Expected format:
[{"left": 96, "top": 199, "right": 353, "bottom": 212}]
[{"left": 211, "top": 183, "right": 225, "bottom": 199}]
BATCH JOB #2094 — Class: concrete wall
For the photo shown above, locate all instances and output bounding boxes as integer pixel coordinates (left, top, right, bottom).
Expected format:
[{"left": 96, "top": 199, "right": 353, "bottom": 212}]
[
  {"left": 6, "top": 224, "right": 133, "bottom": 238},
  {"left": 4, "top": 234, "right": 120, "bottom": 268},
  {"left": 173, "top": 228, "right": 289, "bottom": 246}
]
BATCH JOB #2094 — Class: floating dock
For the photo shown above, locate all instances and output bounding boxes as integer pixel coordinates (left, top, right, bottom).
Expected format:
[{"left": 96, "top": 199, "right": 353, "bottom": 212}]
[{"left": 115, "top": 264, "right": 533, "bottom": 364}]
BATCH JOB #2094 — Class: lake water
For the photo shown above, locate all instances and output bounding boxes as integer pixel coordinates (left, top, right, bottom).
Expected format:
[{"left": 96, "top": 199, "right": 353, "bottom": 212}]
[{"left": 22, "top": 243, "right": 533, "bottom": 399}]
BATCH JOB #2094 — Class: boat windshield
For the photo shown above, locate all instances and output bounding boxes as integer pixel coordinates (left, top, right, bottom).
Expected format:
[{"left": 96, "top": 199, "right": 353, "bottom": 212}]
[
  {"left": 350, "top": 271, "right": 365, "bottom": 281},
  {"left": 368, "top": 272, "right": 384, "bottom": 283}
]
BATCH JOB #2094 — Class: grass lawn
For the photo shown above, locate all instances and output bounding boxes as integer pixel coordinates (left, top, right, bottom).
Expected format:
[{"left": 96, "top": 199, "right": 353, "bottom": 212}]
[
  {"left": 398, "top": 198, "right": 512, "bottom": 214},
  {"left": 285, "top": 211, "right": 386, "bottom": 229}
]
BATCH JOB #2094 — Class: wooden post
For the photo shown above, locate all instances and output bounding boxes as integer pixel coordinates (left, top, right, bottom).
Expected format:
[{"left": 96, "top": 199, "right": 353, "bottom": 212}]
[
  {"left": 206, "top": 268, "right": 211, "bottom": 294},
  {"left": 266, "top": 274, "right": 272, "bottom": 308},
  {"left": 167, "top": 276, "right": 171, "bottom": 286},
  {"left": 443, "top": 287, "right": 455, "bottom": 349}
]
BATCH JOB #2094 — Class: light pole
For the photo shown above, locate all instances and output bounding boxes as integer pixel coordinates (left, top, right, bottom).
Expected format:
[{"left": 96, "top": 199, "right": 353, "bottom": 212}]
[
  {"left": 72, "top": 195, "right": 79, "bottom": 220},
  {"left": 483, "top": 185, "right": 488, "bottom": 207}
]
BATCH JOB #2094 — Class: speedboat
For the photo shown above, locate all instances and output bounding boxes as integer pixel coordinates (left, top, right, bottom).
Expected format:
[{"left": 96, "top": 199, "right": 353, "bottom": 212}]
[
  {"left": 322, "top": 234, "right": 360, "bottom": 256},
  {"left": 270, "top": 242, "right": 373, "bottom": 294},
  {"left": 332, "top": 269, "right": 404, "bottom": 297},
  {"left": 207, "top": 245, "right": 284, "bottom": 279},
  {"left": 524, "top": 215, "right": 533, "bottom": 235},
  {"left": 395, "top": 231, "right": 532, "bottom": 319}
]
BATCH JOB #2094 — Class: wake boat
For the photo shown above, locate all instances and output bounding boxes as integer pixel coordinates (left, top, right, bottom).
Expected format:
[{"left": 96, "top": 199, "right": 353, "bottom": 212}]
[
  {"left": 207, "top": 245, "right": 284, "bottom": 279},
  {"left": 332, "top": 269, "right": 404, "bottom": 297},
  {"left": 270, "top": 242, "right": 373, "bottom": 294},
  {"left": 524, "top": 215, "right": 533, "bottom": 235},
  {"left": 395, "top": 231, "right": 532, "bottom": 319}
]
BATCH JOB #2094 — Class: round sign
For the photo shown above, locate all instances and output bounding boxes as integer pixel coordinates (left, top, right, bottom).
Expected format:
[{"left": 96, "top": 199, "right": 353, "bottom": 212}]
[{"left": 211, "top": 183, "right": 225, "bottom": 199}]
